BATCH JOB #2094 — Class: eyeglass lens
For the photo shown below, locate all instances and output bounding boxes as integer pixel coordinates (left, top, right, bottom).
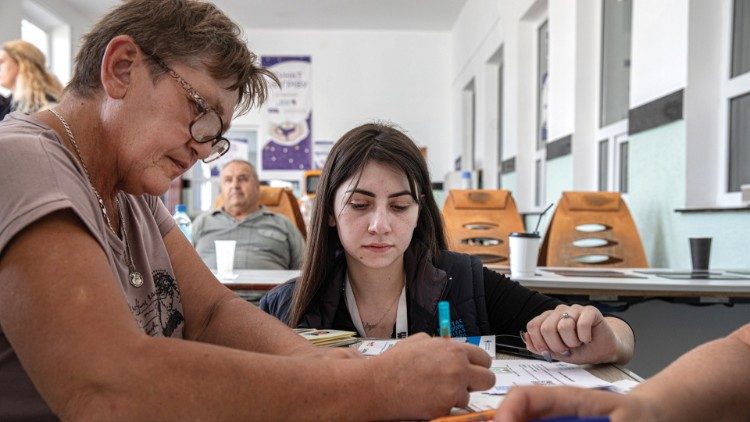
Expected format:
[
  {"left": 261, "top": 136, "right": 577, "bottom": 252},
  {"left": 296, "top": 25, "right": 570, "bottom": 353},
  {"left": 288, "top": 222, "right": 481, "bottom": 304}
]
[
  {"left": 203, "top": 138, "right": 230, "bottom": 163},
  {"left": 191, "top": 112, "right": 223, "bottom": 143}
]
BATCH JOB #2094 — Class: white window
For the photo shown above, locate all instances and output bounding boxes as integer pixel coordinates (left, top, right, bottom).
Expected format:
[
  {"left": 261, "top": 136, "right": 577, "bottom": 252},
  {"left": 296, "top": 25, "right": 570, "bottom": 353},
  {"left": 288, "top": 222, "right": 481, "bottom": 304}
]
[
  {"left": 21, "top": 2, "right": 71, "bottom": 84},
  {"left": 535, "top": 20, "right": 549, "bottom": 207},
  {"left": 462, "top": 79, "right": 477, "bottom": 172},
  {"left": 497, "top": 61, "right": 504, "bottom": 188},
  {"left": 21, "top": 19, "right": 49, "bottom": 60},
  {"left": 598, "top": 134, "right": 629, "bottom": 193},
  {"left": 727, "top": 0, "right": 750, "bottom": 193},
  {"left": 597, "top": 0, "right": 632, "bottom": 193}
]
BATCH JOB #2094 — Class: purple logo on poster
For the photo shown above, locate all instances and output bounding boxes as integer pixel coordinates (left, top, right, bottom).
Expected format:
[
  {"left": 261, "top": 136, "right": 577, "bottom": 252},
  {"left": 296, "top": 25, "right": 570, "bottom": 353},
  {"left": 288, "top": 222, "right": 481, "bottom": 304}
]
[{"left": 261, "top": 56, "right": 312, "bottom": 170}]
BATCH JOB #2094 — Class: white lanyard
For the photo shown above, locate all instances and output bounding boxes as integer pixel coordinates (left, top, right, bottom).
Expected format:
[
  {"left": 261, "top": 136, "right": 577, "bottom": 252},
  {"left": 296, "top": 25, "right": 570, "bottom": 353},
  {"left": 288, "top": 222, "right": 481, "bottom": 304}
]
[{"left": 345, "top": 276, "right": 408, "bottom": 339}]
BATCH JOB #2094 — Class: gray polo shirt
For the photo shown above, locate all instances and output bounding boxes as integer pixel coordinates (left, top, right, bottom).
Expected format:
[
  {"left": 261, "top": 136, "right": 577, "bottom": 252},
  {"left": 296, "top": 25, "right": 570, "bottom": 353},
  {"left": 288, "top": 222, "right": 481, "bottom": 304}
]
[{"left": 192, "top": 206, "right": 305, "bottom": 270}]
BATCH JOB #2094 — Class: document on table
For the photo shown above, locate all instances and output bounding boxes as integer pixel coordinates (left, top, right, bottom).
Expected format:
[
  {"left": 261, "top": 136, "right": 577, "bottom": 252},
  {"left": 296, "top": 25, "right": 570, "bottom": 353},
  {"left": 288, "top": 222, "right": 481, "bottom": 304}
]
[
  {"left": 357, "top": 335, "right": 495, "bottom": 357},
  {"left": 467, "top": 359, "right": 627, "bottom": 411}
]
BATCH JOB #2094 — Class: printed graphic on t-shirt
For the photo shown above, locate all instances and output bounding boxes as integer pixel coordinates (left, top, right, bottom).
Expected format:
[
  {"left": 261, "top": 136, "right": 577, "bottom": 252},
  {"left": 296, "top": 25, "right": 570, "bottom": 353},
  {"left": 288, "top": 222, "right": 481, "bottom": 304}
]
[{"left": 129, "top": 270, "right": 184, "bottom": 337}]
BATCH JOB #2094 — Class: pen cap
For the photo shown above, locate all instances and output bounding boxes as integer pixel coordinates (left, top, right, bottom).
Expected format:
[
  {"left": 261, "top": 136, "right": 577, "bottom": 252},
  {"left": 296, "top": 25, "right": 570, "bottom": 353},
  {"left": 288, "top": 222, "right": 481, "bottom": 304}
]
[{"left": 438, "top": 301, "right": 450, "bottom": 329}]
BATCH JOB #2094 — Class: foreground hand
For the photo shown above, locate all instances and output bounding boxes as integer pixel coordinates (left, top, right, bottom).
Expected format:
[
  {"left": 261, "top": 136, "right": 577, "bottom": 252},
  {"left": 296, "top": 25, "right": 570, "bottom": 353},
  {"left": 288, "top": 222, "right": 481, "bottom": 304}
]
[
  {"left": 522, "top": 304, "right": 622, "bottom": 364},
  {"left": 494, "top": 386, "right": 660, "bottom": 422},
  {"left": 372, "top": 333, "right": 495, "bottom": 419}
]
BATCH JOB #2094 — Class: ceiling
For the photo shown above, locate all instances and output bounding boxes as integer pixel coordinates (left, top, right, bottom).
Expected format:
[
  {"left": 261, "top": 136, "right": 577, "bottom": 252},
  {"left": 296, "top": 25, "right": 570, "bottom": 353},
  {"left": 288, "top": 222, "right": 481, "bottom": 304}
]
[{"left": 64, "top": 0, "right": 468, "bottom": 31}]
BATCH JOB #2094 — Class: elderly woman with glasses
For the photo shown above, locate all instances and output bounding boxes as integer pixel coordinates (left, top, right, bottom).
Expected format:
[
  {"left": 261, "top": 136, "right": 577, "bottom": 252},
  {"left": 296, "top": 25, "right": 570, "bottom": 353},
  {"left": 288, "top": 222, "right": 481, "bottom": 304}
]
[{"left": 0, "top": 1, "right": 494, "bottom": 421}]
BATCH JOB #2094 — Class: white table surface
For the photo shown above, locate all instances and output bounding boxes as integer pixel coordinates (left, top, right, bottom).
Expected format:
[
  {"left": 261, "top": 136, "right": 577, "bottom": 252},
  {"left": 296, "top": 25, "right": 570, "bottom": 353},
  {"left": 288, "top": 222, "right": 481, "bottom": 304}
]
[{"left": 216, "top": 267, "right": 750, "bottom": 300}]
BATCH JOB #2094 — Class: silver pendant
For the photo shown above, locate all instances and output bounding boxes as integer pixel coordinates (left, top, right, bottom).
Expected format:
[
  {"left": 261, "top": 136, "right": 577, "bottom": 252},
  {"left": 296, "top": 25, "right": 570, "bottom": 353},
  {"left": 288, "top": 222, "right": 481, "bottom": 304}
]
[{"left": 129, "top": 271, "right": 144, "bottom": 288}]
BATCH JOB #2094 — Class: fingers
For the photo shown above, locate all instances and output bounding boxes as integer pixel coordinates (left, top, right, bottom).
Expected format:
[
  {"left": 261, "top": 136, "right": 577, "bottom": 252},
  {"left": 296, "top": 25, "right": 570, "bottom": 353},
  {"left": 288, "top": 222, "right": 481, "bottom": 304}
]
[
  {"left": 495, "top": 386, "right": 622, "bottom": 422},
  {"left": 466, "top": 363, "right": 496, "bottom": 392},
  {"left": 576, "top": 306, "right": 605, "bottom": 344},
  {"left": 526, "top": 305, "right": 605, "bottom": 358},
  {"left": 526, "top": 308, "right": 569, "bottom": 356},
  {"left": 455, "top": 388, "right": 471, "bottom": 409},
  {"left": 459, "top": 341, "right": 492, "bottom": 368}
]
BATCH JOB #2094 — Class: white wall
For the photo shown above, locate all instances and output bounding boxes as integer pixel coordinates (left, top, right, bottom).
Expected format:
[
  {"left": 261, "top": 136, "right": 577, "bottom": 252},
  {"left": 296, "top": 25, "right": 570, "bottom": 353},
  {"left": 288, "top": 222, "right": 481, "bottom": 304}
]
[
  {"left": 630, "top": 0, "right": 688, "bottom": 107},
  {"left": 449, "top": 0, "right": 502, "bottom": 187},
  {"left": 0, "top": 1, "right": 23, "bottom": 43},
  {"left": 235, "top": 29, "right": 452, "bottom": 181},
  {"left": 547, "top": 0, "right": 575, "bottom": 142},
  {"left": 31, "top": 0, "right": 93, "bottom": 84}
]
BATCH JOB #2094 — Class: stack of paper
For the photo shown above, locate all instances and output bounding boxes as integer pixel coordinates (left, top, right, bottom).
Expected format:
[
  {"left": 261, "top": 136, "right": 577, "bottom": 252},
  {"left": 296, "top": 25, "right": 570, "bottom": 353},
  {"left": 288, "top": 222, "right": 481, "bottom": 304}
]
[
  {"left": 467, "top": 359, "right": 637, "bottom": 411},
  {"left": 294, "top": 328, "right": 358, "bottom": 347},
  {"left": 357, "top": 335, "right": 495, "bottom": 357}
]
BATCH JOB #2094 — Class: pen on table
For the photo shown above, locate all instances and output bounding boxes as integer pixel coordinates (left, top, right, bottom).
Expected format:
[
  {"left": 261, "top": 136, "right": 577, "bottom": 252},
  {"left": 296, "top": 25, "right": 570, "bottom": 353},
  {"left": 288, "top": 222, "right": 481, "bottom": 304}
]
[
  {"left": 438, "top": 300, "right": 451, "bottom": 338},
  {"left": 430, "top": 409, "right": 494, "bottom": 422},
  {"left": 430, "top": 411, "right": 610, "bottom": 422}
]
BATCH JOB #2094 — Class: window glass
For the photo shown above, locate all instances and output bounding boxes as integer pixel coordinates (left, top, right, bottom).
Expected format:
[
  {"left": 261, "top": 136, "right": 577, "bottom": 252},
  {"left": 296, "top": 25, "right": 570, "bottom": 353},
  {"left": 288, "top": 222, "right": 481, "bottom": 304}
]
[
  {"left": 598, "top": 139, "right": 609, "bottom": 191},
  {"left": 732, "top": 0, "right": 750, "bottom": 78},
  {"left": 497, "top": 63, "right": 504, "bottom": 187},
  {"left": 600, "top": 0, "right": 632, "bottom": 127},
  {"left": 729, "top": 93, "right": 750, "bottom": 191},
  {"left": 535, "top": 159, "right": 542, "bottom": 207},
  {"left": 619, "top": 141, "right": 629, "bottom": 193},
  {"left": 537, "top": 20, "right": 549, "bottom": 150},
  {"left": 21, "top": 19, "right": 49, "bottom": 61}
]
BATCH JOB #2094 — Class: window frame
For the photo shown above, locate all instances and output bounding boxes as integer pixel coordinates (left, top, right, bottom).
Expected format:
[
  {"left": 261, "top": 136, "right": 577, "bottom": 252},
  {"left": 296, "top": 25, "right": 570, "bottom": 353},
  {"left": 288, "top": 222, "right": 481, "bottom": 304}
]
[
  {"left": 717, "top": 0, "right": 750, "bottom": 204},
  {"left": 534, "top": 18, "right": 549, "bottom": 209},
  {"left": 596, "top": 0, "right": 632, "bottom": 194}
]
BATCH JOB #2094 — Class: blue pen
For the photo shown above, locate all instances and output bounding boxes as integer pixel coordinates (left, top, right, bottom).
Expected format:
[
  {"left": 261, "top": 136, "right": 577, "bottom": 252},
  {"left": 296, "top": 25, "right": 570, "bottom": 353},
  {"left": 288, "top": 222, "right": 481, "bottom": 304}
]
[
  {"left": 438, "top": 300, "right": 451, "bottom": 338},
  {"left": 532, "top": 417, "right": 610, "bottom": 422}
]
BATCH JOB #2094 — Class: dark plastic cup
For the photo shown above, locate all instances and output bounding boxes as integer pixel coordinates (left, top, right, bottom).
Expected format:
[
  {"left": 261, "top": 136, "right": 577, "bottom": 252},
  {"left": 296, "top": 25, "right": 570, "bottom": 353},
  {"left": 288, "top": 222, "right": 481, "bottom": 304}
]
[{"left": 689, "top": 237, "right": 712, "bottom": 271}]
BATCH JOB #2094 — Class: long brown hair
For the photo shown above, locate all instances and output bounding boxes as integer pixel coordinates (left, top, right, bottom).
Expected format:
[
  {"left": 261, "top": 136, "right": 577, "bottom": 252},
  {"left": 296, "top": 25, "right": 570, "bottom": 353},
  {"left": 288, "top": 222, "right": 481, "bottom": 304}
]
[{"left": 287, "top": 122, "right": 446, "bottom": 327}]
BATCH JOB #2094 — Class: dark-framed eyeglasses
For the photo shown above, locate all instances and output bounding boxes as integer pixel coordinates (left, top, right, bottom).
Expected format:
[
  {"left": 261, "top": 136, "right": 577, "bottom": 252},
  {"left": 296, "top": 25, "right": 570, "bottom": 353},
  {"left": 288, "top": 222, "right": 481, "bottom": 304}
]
[{"left": 151, "top": 57, "right": 230, "bottom": 163}]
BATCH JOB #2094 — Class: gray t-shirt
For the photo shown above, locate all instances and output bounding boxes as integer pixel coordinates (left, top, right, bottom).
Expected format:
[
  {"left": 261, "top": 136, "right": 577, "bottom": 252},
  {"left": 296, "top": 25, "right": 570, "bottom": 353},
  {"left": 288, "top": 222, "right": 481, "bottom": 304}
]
[
  {"left": 192, "top": 207, "right": 305, "bottom": 270},
  {"left": 0, "top": 112, "right": 184, "bottom": 419}
]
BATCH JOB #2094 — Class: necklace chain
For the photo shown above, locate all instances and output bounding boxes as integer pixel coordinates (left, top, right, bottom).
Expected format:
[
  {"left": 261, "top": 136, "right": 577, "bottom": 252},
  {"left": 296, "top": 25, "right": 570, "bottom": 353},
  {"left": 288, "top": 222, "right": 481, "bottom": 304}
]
[
  {"left": 361, "top": 291, "right": 401, "bottom": 332},
  {"left": 49, "top": 109, "right": 144, "bottom": 288}
]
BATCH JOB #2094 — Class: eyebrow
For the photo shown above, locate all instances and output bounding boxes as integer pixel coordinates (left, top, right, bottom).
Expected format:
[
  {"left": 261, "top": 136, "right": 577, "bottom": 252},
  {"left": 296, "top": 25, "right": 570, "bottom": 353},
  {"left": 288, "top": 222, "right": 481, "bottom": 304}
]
[{"left": 346, "top": 189, "right": 414, "bottom": 199}]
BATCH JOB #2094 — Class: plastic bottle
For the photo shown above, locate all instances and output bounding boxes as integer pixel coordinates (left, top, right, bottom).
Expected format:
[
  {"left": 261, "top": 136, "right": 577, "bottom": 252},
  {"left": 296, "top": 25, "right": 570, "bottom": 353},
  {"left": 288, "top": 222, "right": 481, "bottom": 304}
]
[
  {"left": 461, "top": 170, "right": 473, "bottom": 189},
  {"left": 173, "top": 204, "right": 192, "bottom": 242}
]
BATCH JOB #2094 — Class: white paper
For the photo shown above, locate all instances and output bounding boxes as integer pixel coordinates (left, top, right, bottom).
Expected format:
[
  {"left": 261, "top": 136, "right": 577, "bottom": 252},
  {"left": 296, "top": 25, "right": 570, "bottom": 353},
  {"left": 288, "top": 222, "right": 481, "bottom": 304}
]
[
  {"left": 356, "top": 336, "right": 495, "bottom": 357},
  {"left": 357, "top": 339, "right": 399, "bottom": 356},
  {"left": 485, "top": 359, "right": 614, "bottom": 395}
]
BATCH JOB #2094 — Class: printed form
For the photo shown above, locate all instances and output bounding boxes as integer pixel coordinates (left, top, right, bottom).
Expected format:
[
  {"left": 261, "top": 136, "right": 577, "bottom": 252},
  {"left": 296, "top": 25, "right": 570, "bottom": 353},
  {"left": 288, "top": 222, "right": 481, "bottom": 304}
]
[{"left": 468, "top": 359, "right": 630, "bottom": 411}]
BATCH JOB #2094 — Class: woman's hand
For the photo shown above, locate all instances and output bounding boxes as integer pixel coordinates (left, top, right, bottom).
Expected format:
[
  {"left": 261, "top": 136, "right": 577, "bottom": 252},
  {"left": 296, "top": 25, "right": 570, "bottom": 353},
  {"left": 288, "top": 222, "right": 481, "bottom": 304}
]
[{"left": 521, "top": 304, "right": 634, "bottom": 364}]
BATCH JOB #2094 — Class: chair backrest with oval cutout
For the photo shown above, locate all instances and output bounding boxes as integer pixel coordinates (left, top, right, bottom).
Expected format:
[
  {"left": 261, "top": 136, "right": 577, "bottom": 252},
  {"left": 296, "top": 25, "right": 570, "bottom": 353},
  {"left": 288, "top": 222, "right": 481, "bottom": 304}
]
[
  {"left": 442, "top": 189, "right": 524, "bottom": 264},
  {"left": 538, "top": 191, "right": 647, "bottom": 267}
]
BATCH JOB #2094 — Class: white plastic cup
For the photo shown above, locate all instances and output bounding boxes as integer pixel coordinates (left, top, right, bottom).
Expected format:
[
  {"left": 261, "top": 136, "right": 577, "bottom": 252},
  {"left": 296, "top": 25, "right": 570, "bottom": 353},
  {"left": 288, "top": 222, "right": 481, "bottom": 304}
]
[
  {"left": 509, "top": 232, "right": 541, "bottom": 278},
  {"left": 215, "top": 240, "right": 236, "bottom": 276}
]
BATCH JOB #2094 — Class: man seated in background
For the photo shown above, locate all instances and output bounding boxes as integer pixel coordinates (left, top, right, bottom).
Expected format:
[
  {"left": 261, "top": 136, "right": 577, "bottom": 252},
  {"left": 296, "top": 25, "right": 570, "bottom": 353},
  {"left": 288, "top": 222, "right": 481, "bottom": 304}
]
[{"left": 193, "top": 160, "right": 305, "bottom": 270}]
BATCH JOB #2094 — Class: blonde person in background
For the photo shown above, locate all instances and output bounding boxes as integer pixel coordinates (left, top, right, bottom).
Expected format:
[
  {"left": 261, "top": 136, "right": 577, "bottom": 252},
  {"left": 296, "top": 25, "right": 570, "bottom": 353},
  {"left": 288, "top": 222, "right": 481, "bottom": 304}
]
[{"left": 0, "top": 40, "right": 63, "bottom": 119}]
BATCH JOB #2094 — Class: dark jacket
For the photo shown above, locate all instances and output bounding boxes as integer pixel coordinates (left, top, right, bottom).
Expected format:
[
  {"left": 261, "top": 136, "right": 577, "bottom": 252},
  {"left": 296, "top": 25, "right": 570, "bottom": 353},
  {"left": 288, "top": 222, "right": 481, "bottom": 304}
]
[
  {"left": 0, "top": 95, "right": 10, "bottom": 122},
  {"left": 261, "top": 247, "right": 560, "bottom": 337}
]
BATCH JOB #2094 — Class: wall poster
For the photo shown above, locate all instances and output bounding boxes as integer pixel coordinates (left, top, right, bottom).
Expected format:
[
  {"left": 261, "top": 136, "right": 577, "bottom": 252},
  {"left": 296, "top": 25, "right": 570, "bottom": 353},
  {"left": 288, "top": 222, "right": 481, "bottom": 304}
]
[{"left": 260, "top": 56, "right": 312, "bottom": 171}]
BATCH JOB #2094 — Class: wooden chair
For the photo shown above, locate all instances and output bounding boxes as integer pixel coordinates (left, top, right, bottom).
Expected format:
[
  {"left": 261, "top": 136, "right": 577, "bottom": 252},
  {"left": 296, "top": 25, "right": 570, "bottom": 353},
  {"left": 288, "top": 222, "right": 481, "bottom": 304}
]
[
  {"left": 213, "top": 187, "right": 307, "bottom": 239},
  {"left": 259, "top": 186, "right": 307, "bottom": 239},
  {"left": 538, "top": 191, "right": 647, "bottom": 267},
  {"left": 301, "top": 169, "right": 321, "bottom": 197},
  {"left": 442, "top": 189, "right": 524, "bottom": 264}
]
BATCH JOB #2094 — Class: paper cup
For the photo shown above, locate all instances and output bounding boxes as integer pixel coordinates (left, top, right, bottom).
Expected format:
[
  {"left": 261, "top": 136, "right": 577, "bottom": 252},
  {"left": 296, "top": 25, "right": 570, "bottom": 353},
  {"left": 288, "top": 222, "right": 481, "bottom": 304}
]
[
  {"left": 509, "top": 232, "right": 541, "bottom": 278},
  {"left": 215, "top": 240, "right": 236, "bottom": 276}
]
